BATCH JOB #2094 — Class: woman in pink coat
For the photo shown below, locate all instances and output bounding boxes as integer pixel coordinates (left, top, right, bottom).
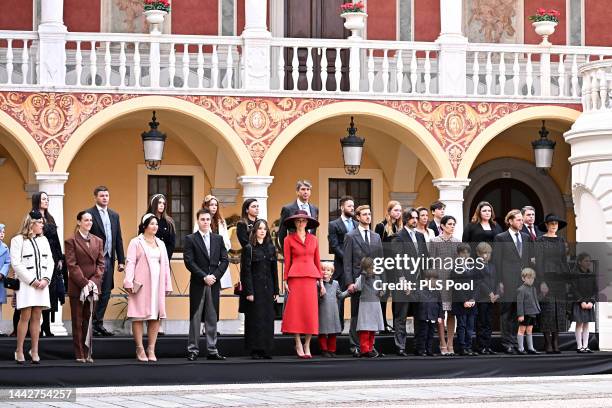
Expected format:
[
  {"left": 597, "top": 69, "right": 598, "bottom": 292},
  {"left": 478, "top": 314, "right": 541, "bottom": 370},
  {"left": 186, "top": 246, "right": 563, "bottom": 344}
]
[{"left": 124, "top": 213, "right": 172, "bottom": 362}]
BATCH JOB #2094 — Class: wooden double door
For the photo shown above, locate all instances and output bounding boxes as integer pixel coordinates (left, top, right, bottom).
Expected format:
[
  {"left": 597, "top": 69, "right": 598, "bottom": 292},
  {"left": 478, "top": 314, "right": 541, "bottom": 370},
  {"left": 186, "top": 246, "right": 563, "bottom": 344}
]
[{"left": 284, "top": 0, "right": 350, "bottom": 90}]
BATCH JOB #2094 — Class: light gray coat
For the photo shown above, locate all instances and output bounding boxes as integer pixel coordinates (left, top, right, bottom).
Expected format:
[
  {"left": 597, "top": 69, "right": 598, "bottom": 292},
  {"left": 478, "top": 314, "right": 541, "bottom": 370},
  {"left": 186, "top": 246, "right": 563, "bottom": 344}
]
[
  {"left": 354, "top": 274, "right": 384, "bottom": 332},
  {"left": 318, "top": 280, "right": 345, "bottom": 334}
]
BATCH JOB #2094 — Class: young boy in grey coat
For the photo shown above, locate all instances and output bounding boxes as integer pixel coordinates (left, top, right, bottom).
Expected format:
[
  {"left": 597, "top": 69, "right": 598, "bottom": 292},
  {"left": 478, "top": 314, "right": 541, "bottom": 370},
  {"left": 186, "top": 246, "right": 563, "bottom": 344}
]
[
  {"left": 517, "top": 267, "right": 541, "bottom": 355},
  {"left": 318, "top": 262, "right": 348, "bottom": 357}
]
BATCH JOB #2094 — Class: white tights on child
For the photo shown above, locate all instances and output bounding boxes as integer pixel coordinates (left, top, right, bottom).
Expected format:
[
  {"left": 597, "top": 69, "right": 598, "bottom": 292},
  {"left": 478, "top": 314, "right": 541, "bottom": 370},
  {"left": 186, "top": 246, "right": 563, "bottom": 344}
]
[{"left": 575, "top": 322, "right": 590, "bottom": 349}]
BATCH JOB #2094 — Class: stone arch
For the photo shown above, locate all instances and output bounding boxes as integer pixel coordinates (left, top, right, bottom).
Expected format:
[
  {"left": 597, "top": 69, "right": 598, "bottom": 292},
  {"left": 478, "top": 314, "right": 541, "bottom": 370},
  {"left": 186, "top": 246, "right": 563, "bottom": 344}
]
[
  {"left": 457, "top": 105, "right": 581, "bottom": 178},
  {"left": 54, "top": 95, "right": 257, "bottom": 175},
  {"left": 0, "top": 109, "right": 50, "bottom": 173},
  {"left": 257, "top": 101, "right": 453, "bottom": 179}
]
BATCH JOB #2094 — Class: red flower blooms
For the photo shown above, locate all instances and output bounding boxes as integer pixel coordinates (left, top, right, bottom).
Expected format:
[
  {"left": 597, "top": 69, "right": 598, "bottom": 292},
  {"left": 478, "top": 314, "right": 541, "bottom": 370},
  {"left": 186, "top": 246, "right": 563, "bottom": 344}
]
[
  {"left": 529, "top": 7, "right": 560, "bottom": 23},
  {"left": 340, "top": 1, "right": 365, "bottom": 13},
  {"left": 144, "top": 0, "right": 171, "bottom": 12}
]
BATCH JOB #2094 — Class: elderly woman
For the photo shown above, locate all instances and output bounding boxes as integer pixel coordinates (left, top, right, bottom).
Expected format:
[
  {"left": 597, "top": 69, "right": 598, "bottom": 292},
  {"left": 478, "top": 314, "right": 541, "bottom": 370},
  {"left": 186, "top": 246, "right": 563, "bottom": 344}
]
[
  {"left": 428, "top": 215, "right": 461, "bottom": 356},
  {"left": 64, "top": 211, "right": 105, "bottom": 363},
  {"left": 0, "top": 223, "right": 10, "bottom": 337},
  {"left": 536, "top": 213, "right": 571, "bottom": 354},
  {"left": 11, "top": 211, "right": 55, "bottom": 363},
  {"left": 124, "top": 214, "right": 172, "bottom": 362},
  {"left": 281, "top": 210, "right": 325, "bottom": 358}
]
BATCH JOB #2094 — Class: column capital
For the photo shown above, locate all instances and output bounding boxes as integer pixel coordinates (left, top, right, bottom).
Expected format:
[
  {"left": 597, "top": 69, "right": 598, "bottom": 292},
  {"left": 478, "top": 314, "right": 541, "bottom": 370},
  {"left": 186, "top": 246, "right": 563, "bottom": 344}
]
[
  {"left": 237, "top": 175, "right": 274, "bottom": 188},
  {"left": 35, "top": 171, "right": 69, "bottom": 184},
  {"left": 432, "top": 178, "right": 470, "bottom": 191},
  {"left": 211, "top": 187, "right": 240, "bottom": 207},
  {"left": 389, "top": 192, "right": 418, "bottom": 208}
]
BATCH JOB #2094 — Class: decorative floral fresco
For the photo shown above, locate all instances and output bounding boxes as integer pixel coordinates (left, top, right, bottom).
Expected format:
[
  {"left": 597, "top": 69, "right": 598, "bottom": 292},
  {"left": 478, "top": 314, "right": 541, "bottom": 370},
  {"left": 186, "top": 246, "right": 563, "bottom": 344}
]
[
  {"left": 0, "top": 91, "right": 580, "bottom": 175},
  {"left": 464, "top": 0, "right": 522, "bottom": 43}
]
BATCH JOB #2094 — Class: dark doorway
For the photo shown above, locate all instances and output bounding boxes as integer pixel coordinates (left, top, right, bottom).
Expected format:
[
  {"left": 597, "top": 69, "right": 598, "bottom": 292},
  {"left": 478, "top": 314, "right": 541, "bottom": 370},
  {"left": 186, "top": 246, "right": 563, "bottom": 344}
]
[
  {"left": 284, "top": 0, "right": 350, "bottom": 91},
  {"left": 469, "top": 179, "right": 544, "bottom": 228},
  {"left": 328, "top": 178, "right": 372, "bottom": 221}
]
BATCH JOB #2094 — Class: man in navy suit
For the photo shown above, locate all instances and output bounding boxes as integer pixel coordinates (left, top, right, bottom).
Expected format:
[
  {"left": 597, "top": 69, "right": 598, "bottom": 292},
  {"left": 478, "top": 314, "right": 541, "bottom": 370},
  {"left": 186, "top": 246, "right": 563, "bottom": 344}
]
[
  {"left": 343, "top": 205, "right": 384, "bottom": 356},
  {"left": 277, "top": 180, "right": 319, "bottom": 250},
  {"left": 86, "top": 186, "right": 125, "bottom": 337},
  {"left": 493, "top": 209, "right": 534, "bottom": 354},
  {"left": 392, "top": 208, "right": 428, "bottom": 356},
  {"left": 328, "top": 196, "right": 357, "bottom": 329},
  {"left": 521, "top": 206, "right": 543, "bottom": 242}
]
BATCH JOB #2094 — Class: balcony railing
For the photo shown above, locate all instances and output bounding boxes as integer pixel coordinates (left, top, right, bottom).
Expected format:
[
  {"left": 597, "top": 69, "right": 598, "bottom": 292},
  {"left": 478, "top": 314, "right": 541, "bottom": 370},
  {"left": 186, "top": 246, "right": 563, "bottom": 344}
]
[
  {"left": 2, "top": 28, "right": 612, "bottom": 103},
  {"left": 579, "top": 59, "right": 612, "bottom": 111}
]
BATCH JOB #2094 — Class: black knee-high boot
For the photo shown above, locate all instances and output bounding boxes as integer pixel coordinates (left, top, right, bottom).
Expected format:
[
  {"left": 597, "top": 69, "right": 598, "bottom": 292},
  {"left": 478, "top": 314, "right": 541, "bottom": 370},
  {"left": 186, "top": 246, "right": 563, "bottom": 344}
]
[{"left": 41, "top": 310, "right": 54, "bottom": 337}]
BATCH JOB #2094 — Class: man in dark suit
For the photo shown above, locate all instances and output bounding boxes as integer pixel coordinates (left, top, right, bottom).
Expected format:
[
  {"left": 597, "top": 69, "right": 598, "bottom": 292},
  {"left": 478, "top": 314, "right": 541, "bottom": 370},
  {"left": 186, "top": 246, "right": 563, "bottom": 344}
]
[
  {"left": 343, "top": 205, "right": 384, "bottom": 356},
  {"left": 185, "top": 208, "right": 229, "bottom": 361},
  {"left": 277, "top": 180, "right": 319, "bottom": 250},
  {"left": 328, "top": 195, "right": 357, "bottom": 330},
  {"left": 428, "top": 201, "right": 446, "bottom": 237},
  {"left": 87, "top": 186, "right": 125, "bottom": 337},
  {"left": 493, "top": 209, "right": 534, "bottom": 354},
  {"left": 521, "top": 205, "right": 543, "bottom": 242},
  {"left": 392, "top": 208, "right": 428, "bottom": 356}
]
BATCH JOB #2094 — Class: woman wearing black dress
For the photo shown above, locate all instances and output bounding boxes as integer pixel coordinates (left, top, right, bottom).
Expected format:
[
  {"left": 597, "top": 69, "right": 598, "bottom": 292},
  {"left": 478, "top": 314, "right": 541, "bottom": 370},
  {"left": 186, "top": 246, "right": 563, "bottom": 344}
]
[
  {"left": 462, "top": 201, "right": 503, "bottom": 249},
  {"left": 570, "top": 252, "right": 597, "bottom": 353},
  {"left": 237, "top": 198, "right": 259, "bottom": 248},
  {"left": 535, "top": 214, "right": 571, "bottom": 354},
  {"left": 147, "top": 194, "right": 176, "bottom": 260},
  {"left": 30, "top": 192, "right": 65, "bottom": 337},
  {"left": 374, "top": 200, "right": 403, "bottom": 333},
  {"left": 239, "top": 219, "right": 279, "bottom": 359}
]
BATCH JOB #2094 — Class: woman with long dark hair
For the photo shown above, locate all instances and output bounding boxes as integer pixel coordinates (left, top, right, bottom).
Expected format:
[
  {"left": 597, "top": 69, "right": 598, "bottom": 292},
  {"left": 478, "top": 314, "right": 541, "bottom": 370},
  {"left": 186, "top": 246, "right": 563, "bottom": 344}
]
[
  {"left": 239, "top": 219, "right": 279, "bottom": 359},
  {"left": 237, "top": 199, "right": 259, "bottom": 248},
  {"left": 462, "top": 201, "right": 503, "bottom": 248},
  {"left": 31, "top": 191, "right": 65, "bottom": 337},
  {"left": 148, "top": 194, "right": 176, "bottom": 260},
  {"left": 200, "top": 195, "right": 232, "bottom": 289}
]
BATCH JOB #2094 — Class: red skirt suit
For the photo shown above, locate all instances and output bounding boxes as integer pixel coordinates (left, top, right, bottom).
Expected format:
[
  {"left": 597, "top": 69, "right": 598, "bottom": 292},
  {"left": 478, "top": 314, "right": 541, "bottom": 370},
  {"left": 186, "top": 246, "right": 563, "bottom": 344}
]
[{"left": 281, "top": 233, "right": 322, "bottom": 335}]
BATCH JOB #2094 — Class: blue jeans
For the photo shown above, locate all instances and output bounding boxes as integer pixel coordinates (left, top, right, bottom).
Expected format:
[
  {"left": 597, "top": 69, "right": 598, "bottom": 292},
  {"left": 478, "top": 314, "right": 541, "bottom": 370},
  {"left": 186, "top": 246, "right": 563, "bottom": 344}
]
[{"left": 456, "top": 306, "right": 477, "bottom": 352}]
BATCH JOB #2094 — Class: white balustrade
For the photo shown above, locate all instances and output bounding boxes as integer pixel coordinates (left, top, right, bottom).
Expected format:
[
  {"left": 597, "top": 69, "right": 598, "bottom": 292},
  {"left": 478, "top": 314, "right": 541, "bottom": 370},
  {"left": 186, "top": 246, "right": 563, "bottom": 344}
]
[
  {"left": 466, "top": 43, "right": 612, "bottom": 99},
  {"left": 63, "top": 33, "right": 242, "bottom": 89},
  {"left": 270, "top": 38, "right": 440, "bottom": 94},
  {"left": 0, "top": 31, "right": 37, "bottom": 85},
  {"left": 580, "top": 60, "right": 612, "bottom": 112}
]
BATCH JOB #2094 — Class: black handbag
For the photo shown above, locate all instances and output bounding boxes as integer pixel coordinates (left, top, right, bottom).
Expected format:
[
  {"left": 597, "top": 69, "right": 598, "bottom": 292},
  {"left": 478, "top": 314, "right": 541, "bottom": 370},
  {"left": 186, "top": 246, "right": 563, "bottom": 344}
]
[{"left": 3, "top": 277, "right": 20, "bottom": 291}]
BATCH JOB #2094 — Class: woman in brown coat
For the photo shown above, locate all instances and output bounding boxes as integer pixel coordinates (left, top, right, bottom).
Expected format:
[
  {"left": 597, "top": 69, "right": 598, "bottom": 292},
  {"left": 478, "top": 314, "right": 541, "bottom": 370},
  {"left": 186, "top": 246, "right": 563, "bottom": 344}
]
[{"left": 64, "top": 211, "right": 105, "bottom": 363}]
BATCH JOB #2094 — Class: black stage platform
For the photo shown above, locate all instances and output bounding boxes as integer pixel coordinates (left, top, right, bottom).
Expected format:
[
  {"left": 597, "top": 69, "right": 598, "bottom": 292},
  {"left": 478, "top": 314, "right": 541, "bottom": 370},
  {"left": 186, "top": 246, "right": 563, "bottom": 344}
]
[{"left": 0, "top": 334, "right": 606, "bottom": 387}]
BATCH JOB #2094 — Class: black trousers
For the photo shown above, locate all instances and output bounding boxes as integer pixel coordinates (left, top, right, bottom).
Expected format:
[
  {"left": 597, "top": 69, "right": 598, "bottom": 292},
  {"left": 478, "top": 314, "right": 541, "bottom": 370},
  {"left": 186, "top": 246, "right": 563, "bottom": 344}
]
[
  {"left": 415, "top": 320, "right": 435, "bottom": 353},
  {"left": 500, "top": 302, "right": 518, "bottom": 349},
  {"left": 94, "top": 255, "right": 114, "bottom": 328},
  {"left": 476, "top": 302, "right": 493, "bottom": 350}
]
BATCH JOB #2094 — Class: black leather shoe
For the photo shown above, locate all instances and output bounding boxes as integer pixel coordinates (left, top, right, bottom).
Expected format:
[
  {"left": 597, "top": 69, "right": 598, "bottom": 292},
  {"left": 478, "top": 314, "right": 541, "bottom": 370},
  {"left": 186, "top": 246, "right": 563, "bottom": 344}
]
[
  {"left": 96, "top": 326, "right": 114, "bottom": 337},
  {"left": 527, "top": 349, "right": 540, "bottom": 355},
  {"left": 187, "top": 352, "right": 198, "bottom": 361},
  {"left": 397, "top": 350, "right": 408, "bottom": 357},
  {"left": 251, "top": 352, "right": 262, "bottom": 360},
  {"left": 327, "top": 352, "right": 337, "bottom": 358},
  {"left": 360, "top": 351, "right": 378, "bottom": 358},
  {"left": 486, "top": 348, "right": 497, "bottom": 355},
  {"left": 426, "top": 351, "right": 436, "bottom": 357},
  {"left": 517, "top": 350, "right": 527, "bottom": 355},
  {"left": 458, "top": 350, "right": 470, "bottom": 356},
  {"left": 352, "top": 349, "right": 361, "bottom": 358},
  {"left": 0, "top": 332, "right": 8, "bottom": 337},
  {"left": 585, "top": 348, "right": 594, "bottom": 353},
  {"left": 505, "top": 347, "right": 517, "bottom": 355},
  {"left": 207, "top": 353, "right": 226, "bottom": 360}
]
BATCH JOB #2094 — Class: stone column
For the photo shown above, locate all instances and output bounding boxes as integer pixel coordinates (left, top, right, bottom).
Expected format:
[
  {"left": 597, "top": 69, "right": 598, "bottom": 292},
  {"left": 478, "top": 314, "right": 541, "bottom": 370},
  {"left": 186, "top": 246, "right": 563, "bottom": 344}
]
[
  {"left": 237, "top": 176, "right": 274, "bottom": 221},
  {"left": 432, "top": 178, "right": 470, "bottom": 238},
  {"left": 38, "top": 0, "right": 67, "bottom": 86},
  {"left": 436, "top": 0, "right": 468, "bottom": 96},
  {"left": 35, "top": 171, "right": 69, "bottom": 336},
  {"left": 389, "top": 192, "right": 419, "bottom": 208},
  {"left": 241, "top": 0, "right": 271, "bottom": 90}
]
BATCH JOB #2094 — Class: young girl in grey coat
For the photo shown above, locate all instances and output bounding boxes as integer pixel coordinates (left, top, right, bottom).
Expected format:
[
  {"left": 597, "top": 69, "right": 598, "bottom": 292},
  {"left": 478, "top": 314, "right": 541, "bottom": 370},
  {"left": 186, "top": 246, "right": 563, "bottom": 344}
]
[
  {"left": 351, "top": 257, "right": 384, "bottom": 358},
  {"left": 318, "top": 262, "right": 347, "bottom": 357}
]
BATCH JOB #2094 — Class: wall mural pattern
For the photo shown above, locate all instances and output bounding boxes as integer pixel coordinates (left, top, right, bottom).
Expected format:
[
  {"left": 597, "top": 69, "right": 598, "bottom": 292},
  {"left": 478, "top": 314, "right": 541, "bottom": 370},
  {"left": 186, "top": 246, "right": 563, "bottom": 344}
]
[{"left": 0, "top": 91, "right": 579, "bottom": 175}]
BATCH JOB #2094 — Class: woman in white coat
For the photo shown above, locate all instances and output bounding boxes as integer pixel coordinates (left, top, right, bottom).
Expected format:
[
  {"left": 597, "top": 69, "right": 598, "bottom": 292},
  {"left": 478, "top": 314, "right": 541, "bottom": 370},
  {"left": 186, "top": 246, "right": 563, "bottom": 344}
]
[{"left": 11, "top": 211, "right": 55, "bottom": 364}]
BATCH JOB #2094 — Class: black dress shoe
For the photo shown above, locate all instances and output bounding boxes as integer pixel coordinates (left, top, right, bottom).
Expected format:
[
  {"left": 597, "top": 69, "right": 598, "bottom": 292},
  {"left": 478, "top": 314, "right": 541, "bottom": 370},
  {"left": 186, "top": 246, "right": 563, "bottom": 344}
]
[
  {"left": 261, "top": 354, "right": 273, "bottom": 360},
  {"left": 517, "top": 350, "right": 527, "bottom": 355},
  {"left": 585, "top": 348, "right": 594, "bottom": 353},
  {"left": 553, "top": 350, "right": 562, "bottom": 354},
  {"left": 486, "top": 348, "right": 497, "bottom": 355},
  {"left": 397, "top": 350, "right": 408, "bottom": 357},
  {"left": 458, "top": 350, "right": 470, "bottom": 356},
  {"left": 505, "top": 347, "right": 517, "bottom": 355},
  {"left": 96, "top": 326, "right": 114, "bottom": 337},
  {"left": 251, "top": 352, "right": 262, "bottom": 360},
  {"left": 426, "top": 351, "right": 436, "bottom": 357},
  {"left": 207, "top": 353, "right": 226, "bottom": 360},
  {"left": 327, "top": 352, "right": 337, "bottom": 358},
  {"left": 187, "top": 352, "right": 198, "bottom": 361},
  {"left": 352, "top": 349, "right": 361, "bottom": 358},
  {"left": 0, "top": 332, "right": 8, "bottom": 337},
  {"left": 527, "top": 349, "right": 540, "bottom": 355},
  {"left": 360, "top": 351, "right": 378, "bottom": 358}
]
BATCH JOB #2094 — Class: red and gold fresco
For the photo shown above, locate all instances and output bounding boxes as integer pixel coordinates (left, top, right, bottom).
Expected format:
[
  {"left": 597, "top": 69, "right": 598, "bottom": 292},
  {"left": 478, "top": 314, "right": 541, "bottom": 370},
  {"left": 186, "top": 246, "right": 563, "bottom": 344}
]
[{"left": 0, "top": 91, "right": 580, "bottom": 175}]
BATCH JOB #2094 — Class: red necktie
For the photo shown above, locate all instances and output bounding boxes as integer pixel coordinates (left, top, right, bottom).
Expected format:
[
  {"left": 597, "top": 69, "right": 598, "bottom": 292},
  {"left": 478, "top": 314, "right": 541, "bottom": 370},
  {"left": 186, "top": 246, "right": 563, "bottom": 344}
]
[{"left": 529, "top": 226, "right": 536, "bottom": 241}]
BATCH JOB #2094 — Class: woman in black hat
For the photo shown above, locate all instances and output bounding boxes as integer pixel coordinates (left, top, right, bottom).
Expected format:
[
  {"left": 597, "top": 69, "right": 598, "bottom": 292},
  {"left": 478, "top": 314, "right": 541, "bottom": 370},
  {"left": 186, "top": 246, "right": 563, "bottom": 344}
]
[
  {"left": 280, "top": 210, "right": 325, "bottom": 358},
  {"left": 535, "top": 213, "right": 571, "bottom": 354}
]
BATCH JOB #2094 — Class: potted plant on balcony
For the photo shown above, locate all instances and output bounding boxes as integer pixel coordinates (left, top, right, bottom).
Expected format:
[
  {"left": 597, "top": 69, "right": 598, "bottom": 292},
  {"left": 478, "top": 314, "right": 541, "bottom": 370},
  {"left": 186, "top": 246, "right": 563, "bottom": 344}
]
[
  {"left": 529, "top": 8, "right": 560, "bottom": 45},
  {"left": 144, "top": 0, "right": 171, "bottom": 35},
  {"left": 340, "top": 1, "right": 367, "bottom": 39}
]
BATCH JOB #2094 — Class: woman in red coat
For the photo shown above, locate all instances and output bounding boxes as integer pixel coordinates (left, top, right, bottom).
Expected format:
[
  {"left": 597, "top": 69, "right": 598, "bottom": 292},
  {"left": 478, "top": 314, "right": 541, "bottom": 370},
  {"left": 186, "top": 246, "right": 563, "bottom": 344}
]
[{"left": 281, "top": 210, "right": 325, "bottom": 358}]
